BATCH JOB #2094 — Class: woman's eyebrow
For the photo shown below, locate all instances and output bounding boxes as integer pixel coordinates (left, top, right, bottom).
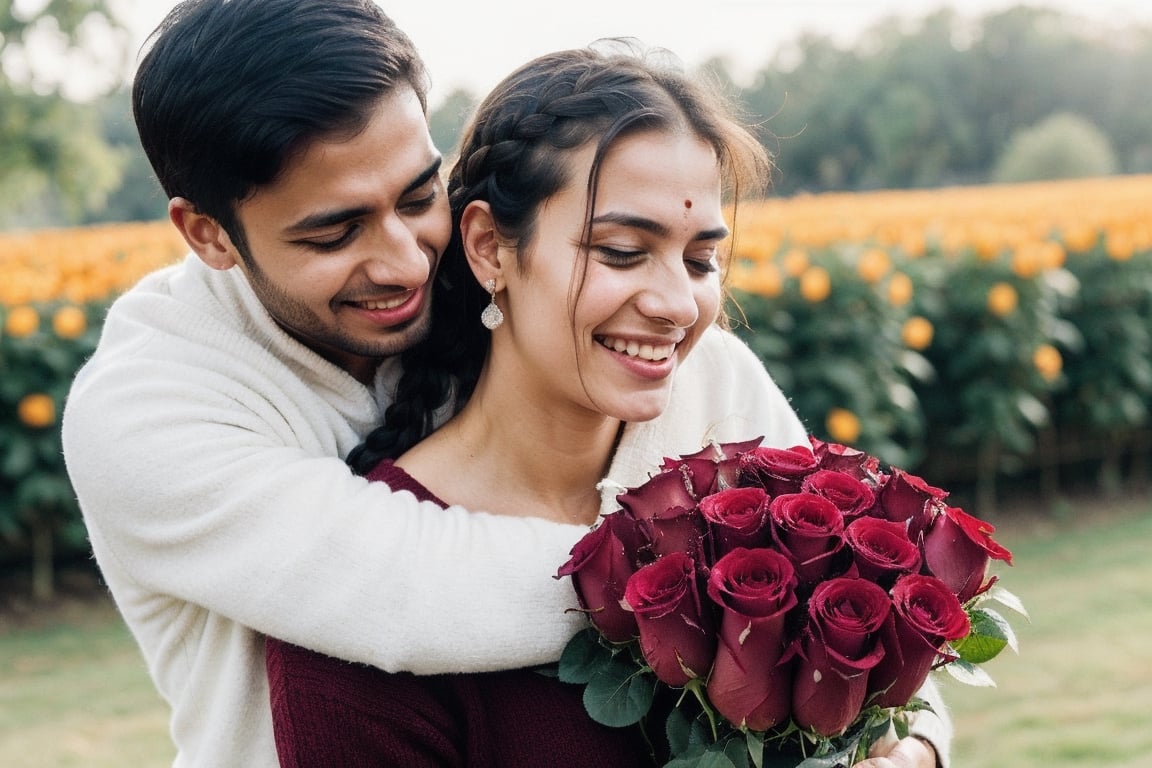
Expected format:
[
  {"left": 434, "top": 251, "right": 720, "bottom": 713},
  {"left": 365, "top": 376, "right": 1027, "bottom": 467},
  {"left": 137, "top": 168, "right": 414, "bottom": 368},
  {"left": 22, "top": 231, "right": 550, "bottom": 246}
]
[{"left": 591, "top": 212, "right": 729, "bottom": 241}]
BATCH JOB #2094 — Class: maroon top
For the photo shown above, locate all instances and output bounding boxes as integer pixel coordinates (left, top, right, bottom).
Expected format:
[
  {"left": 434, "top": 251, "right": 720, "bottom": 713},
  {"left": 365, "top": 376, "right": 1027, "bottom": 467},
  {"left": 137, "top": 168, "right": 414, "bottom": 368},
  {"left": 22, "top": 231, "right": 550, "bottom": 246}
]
[{"left": 266, "top": 461, "right": 656, "bottom": 768}]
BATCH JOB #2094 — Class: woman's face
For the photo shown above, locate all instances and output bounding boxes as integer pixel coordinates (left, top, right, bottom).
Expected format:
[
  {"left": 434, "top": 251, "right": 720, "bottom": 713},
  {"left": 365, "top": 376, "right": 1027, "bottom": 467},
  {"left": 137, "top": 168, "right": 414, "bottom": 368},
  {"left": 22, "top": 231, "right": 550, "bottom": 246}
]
[{"left": 494, "top": 128, "right": 726, "bottom": 424}]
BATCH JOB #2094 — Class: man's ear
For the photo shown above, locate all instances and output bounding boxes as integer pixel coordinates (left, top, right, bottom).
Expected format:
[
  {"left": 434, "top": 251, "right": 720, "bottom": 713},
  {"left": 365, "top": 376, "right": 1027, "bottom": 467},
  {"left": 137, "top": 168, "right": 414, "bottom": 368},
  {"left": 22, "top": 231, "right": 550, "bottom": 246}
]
[
  {"left": 169, "top": 197, "right": 241, "bottom": 271},
  {"left": 459, "top": 200, "right": 506, "bottom": 287}
]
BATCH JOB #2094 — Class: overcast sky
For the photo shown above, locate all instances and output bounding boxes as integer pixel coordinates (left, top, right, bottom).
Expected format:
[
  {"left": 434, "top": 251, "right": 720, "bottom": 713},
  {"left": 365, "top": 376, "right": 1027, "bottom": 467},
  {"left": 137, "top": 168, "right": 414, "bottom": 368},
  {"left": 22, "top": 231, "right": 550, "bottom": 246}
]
[{"left": 19, "top": 0, "right": 1152, "bottom": 106}]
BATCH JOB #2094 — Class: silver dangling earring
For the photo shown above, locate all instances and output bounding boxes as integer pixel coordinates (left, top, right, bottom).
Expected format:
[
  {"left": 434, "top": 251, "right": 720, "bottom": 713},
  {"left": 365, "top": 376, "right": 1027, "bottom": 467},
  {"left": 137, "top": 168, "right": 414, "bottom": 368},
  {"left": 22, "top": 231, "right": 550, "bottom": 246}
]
[{"left": 480, "top": 278, "right": 504, "bottom": 330}]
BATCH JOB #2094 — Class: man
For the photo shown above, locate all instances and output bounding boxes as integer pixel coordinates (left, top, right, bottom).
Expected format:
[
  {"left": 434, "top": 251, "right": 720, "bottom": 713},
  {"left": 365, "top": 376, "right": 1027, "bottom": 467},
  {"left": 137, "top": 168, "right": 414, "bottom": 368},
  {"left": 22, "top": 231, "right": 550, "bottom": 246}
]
[{"left": 62, "top": 1, "right": 948, "bottom": 766}]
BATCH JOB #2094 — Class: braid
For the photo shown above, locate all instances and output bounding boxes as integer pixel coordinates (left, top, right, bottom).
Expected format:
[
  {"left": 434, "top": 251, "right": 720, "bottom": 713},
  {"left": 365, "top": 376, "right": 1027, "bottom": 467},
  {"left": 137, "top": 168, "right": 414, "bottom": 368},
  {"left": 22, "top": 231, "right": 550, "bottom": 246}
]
[{"left": 346, "top": 234, "right": 486, "bottom": 475}]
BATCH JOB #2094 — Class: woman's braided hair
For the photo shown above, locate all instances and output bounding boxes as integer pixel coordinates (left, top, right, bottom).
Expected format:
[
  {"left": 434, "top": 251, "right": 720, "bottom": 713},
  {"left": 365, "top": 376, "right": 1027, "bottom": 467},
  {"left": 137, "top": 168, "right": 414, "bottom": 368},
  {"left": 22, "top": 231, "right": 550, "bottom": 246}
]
[{"left": 346, "top": 42, "right": 771, "bottom": 475}]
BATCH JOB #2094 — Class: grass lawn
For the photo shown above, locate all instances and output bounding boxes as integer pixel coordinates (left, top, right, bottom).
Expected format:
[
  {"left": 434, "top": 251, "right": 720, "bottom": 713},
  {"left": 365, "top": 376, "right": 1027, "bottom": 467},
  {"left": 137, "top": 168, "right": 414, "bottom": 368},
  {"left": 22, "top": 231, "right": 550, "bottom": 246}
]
[{"left": 1, "top": 494, "right": 1149, "bottom": 767}]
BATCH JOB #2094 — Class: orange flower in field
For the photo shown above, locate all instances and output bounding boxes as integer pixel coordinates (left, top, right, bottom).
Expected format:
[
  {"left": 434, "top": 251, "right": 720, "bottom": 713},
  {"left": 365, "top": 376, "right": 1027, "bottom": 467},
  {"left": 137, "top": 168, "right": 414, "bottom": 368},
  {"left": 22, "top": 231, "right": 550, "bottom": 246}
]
[
  {"left": 1033, "top": 344, "right": 1062, "bottom": 381},
  {"left": 1060, "top": 223, "right": 1098, "bottom": 253},
  {"left": 1106, "top": 231, "right": 1135, "bottom": 262},
  {"left": 826, "top": 408, "right": 861, "bottom": 444},
  {"left": 901, "top": 316, "right": 934, "bottom": 350},
  {"left": 4, "top": 305, "right": 40, "bottom": 337},
  {"left": 1011, "top": 243, "right": 1043, "bottom": 279},
  {"left": 747, "top": 263, "right": 784, "bottom": 298},
  {"left": 899, "top": 230, "right": 926, "bottom": 258},
  {"left": 18, "top": 393, "right": 57, "bottom": 428},
  {"left": 987, "top": 282, "right": 1018, "bottom": 317},
  {"left": 1039, "top": 240, "right": 1065, "bottom": 270},
  {"left": 886, "top": 272, "right": 914, "bottom": 307},
  {"left": 857, "top": 248, "right": 891, "bottom": 284},
  {"left": 52, "top": 305, "right": 88, "bottom": 339},
  {"left": 781, "top": 248, "right": 810, "bottom": 277},
  {"left": 799, "top": 266, "right": 832, "bottom": 303}
]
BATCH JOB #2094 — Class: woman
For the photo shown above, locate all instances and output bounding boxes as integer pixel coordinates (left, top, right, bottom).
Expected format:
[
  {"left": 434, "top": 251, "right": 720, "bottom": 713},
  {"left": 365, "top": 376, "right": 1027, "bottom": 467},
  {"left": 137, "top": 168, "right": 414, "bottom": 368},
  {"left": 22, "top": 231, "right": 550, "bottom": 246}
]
[{"left": 266, "top": 44, "right": 948, "bottom": 768}]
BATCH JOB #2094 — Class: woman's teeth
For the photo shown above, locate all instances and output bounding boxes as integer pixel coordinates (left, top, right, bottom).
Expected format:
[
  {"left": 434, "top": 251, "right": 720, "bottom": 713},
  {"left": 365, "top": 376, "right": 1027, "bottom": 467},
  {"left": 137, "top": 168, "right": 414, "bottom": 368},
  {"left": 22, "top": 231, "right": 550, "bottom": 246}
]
[{"left": 599, "top": 336, "right": 674, "bottom": 362}]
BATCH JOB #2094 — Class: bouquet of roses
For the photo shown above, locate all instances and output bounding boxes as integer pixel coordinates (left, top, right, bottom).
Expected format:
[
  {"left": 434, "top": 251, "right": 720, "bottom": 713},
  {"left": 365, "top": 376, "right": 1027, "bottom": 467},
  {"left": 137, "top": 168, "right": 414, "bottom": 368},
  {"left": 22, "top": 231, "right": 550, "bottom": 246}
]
[{"left": 557, "top": 436, "right": 1023, "bottom": 768}]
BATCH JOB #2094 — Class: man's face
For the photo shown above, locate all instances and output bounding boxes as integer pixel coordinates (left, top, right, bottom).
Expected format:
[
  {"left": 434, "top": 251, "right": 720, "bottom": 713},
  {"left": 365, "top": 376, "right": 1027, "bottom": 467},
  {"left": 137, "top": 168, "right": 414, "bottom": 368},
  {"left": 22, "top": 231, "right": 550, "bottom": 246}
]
[{"left": 231, "top": 86, "right": 450, "bottom": 382}]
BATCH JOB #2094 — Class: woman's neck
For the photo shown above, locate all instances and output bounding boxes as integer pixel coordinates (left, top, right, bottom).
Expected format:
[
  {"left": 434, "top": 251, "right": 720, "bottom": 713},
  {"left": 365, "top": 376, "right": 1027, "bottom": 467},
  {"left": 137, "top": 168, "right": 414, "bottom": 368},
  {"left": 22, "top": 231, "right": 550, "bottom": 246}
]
[{"left": 396, "top": 370, "right": 623, "bottom": 527}]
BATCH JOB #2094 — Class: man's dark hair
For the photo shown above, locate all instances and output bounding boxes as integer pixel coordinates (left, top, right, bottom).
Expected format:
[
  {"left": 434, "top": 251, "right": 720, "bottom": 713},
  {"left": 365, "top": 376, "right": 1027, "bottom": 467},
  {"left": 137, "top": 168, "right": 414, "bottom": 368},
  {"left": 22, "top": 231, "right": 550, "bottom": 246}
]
[{"left": 132, "top": 0, "right": 428, "bottom": 257}]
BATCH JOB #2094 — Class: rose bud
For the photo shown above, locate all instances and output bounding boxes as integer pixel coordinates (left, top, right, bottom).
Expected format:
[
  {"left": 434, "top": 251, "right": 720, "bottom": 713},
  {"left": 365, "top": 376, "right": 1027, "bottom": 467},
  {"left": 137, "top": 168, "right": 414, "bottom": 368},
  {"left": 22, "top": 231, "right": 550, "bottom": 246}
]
[
  {"left": 809, "top": 436, "right": 880, "bottom": 480},
  {"left": 623, "top": 552, "right": 716, "bottom": 687},
  {"left": 844, "top": 517, "right": 921, "bottom": 589},
  {"left": 792, "top": 577, "right": 891, "bottom": 736},
  {"left": 768, "top": 493, "right": 847, "bottom": 585},
  {"left": 617, "top": 469, "right": 705, "bottom": 559},
  {"left": 657, "top": 438, "right": 763, "bottom": 498},
  {"left": 705, "top": 548, "right": 798, "bottom": 731},
  {"left": 801, "top": 469, "right": 877, "bottom": 520},
  {"left": 869, "top": 574, "right": 970, "bottom": 708},
  {"left": 874, "top": 468, "right": 947, "bottom": 538},
  {"left": 699, "top": 487, "right": 771, "bottom": 558},
  {"left": 922, "top": 505, "right": 1013, "bottom": 603},
  {"left": 556, "top": 514, "right": 639, "bottom": 642},
  {"left": 739, "top": 445, "right": 819, "bottom": 497},
  {"left": 662, "top": 436, "right": 766, "bottom": 468}
]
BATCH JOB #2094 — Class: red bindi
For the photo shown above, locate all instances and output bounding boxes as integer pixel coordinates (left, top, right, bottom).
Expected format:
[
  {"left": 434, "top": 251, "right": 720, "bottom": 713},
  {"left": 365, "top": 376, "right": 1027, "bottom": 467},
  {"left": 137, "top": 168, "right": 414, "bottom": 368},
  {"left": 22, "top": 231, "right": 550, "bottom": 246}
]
[{"left": 684, "top": 199, "right": 692, "bottom": 208}]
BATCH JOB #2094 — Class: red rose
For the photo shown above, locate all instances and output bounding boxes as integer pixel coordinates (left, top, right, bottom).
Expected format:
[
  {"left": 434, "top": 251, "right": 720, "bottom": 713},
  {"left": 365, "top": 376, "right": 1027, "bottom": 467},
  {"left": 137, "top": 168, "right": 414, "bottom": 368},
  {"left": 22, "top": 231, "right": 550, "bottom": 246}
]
[
  {"left": 792, "top": 577, "right": 891, "bottom": 736},
  {"left": 617, "top": 469, "right": 705, "bottom": 559},
  {"left": 739, "top": 445, "right": 819, "bottom": 497},
  {"left": 869, "top": 574, "right": 970, "bottom": 708},
  {"left": 705, "top": 548, "right": 798, "bottom": 730},
  {"left": 922, "top": 505, "right": 1013, "bottom": 603},
  {"left": 768, "top": 493, "right": 846, "bottom": 584},
  {"left": 556, "top": 514, "right": 639, "bottom": 642},
  {"left": 623, "top": 552, "right": 716, "bottom": 687},
  {"left": 661, "top": 438, "right": 764, "bottom": 498},
  {"left": 699, "top": 487, "right": 771, "bottom": 558},
  {"left": 801, "top": 469, "right": 877, "bottom": 520},
  {"left": 809, "top": 437, "right": 880, "bottom": 480},
  {"left": 843, "top": 516, "right": 921, "bottom": 588},
  {"left": 874, "top": 469, "right": 947, "bottom": 538}
]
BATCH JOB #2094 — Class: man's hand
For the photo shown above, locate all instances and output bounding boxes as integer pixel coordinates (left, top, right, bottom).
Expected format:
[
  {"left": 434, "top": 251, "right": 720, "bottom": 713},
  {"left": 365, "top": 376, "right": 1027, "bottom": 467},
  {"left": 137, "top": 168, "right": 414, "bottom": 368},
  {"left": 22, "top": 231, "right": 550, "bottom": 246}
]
[{"left": 852, "top": 735, "right": 937, "bottom": 768}]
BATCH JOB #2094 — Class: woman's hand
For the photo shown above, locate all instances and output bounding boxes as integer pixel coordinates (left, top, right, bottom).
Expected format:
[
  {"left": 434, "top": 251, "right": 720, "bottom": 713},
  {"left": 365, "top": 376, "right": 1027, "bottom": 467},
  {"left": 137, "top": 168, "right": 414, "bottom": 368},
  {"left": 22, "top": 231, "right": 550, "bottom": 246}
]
[{"left": 852, "top": 734, "right": 937, "bottom": 768}]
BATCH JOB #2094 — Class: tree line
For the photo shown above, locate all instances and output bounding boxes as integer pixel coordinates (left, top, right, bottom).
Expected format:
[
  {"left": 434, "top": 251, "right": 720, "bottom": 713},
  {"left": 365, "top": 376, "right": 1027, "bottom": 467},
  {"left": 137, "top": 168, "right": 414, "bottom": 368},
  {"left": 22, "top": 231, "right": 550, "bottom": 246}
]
[{"left": 2, "top": 3, "right": 1150, "bottom": 230}]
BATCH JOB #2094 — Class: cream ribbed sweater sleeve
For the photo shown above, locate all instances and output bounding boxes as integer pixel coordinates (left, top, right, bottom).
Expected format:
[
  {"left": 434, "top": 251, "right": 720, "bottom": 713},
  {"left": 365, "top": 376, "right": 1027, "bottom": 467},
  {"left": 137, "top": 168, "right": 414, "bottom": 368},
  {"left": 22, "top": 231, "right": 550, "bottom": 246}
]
[{"left": 62, "top": 259, "right": 588, "bottom": 676}]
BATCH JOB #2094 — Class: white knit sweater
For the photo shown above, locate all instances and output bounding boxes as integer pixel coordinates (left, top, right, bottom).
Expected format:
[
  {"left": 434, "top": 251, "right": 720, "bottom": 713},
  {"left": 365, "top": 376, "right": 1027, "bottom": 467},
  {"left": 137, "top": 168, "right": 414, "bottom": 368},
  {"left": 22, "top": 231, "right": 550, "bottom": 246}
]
[{"left": 62, "top": 254, "right": 948, "bottom": 767}]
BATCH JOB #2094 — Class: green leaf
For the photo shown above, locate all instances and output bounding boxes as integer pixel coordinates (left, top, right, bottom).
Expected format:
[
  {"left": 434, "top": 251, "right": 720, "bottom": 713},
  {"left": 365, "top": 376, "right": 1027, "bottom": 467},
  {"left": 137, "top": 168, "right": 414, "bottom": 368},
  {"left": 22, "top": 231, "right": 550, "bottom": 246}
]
[
  {"left": 723, "top": 737, "right": 751, "bottom": 768},
  {"left": 954, "top": 607, "right": 1012, "bottom": 663},
  {"left": 558, "top": 628, "right": 613, "bottom": 684},
  {"left": 746, "top": 730, "right": 765, "bottom": 768},
  {"left": 944, "top": 658, "right": 997, "bottom": 687},
  {"left": 666, "top": 706, "right": 695, "bottom": 756},
  {"left": 665, "top": 746, "right": 739, "bottom": 768},
  {"left": 985, "top": 586, "right": 1029, "bottom": 619},
  {"left": 582, "top": 653, "right": 655, "bottom": 728}
]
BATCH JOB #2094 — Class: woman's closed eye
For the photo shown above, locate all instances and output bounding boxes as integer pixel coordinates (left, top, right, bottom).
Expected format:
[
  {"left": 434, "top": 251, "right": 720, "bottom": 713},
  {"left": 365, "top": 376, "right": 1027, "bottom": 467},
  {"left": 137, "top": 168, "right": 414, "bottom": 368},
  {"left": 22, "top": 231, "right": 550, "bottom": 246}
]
[
  {"left": 685, "top": 252, "right": 719, "bottom": 275},
  {"left": 594, "top": 245, "right": 646, "bottom": 267}
]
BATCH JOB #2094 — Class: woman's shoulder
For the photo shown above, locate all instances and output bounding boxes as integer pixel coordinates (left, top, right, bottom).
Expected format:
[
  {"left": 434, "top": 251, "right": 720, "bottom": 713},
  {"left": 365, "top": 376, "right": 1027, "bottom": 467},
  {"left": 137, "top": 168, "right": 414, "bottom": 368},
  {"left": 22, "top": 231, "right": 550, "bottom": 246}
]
[{"left": 362, "top": 460, "right": 446, "bottom": 506}]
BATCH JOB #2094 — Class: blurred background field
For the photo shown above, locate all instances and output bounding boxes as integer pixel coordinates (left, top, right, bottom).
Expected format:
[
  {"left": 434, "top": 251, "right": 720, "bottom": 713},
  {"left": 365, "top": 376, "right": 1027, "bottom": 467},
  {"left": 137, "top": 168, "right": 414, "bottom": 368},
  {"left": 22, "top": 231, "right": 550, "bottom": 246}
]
[
  {"left": 3, "top": 493, "right": 1149, "bottom": 768},
  {"left": 4, "top": 1, "right": 1152, "bottom": 765}
]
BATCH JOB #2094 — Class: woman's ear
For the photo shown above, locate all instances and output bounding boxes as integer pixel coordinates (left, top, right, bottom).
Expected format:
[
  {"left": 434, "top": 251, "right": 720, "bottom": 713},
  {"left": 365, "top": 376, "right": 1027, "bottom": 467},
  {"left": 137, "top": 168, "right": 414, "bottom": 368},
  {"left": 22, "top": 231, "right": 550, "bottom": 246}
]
[
  {"left": 169, "top": 197, "right": 241, "bottom": 271},
  {"left": 459, "top": 200, "right": 504, "bottom": 287}
]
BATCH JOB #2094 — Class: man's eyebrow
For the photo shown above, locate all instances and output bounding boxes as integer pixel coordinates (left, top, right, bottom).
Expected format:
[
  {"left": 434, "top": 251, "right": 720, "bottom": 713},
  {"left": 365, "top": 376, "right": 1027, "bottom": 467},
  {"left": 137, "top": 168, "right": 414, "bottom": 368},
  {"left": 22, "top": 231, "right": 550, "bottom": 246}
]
[
  {"left": 590, "top": 212, "right": 730, "bottom": 241},
  {"left": 284, "top": 156, "right": 443, "bottom": 234},
  {"left": 403, "top": 156, "right": 442, "bottom": 195}
]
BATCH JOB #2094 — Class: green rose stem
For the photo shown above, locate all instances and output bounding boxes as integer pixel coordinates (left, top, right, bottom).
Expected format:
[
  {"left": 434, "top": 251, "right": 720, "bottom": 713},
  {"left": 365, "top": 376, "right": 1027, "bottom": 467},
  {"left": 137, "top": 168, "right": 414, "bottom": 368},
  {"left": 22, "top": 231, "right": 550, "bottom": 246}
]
[{"left": 682, "top": 677, "right": 721, "bottom": 742}]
